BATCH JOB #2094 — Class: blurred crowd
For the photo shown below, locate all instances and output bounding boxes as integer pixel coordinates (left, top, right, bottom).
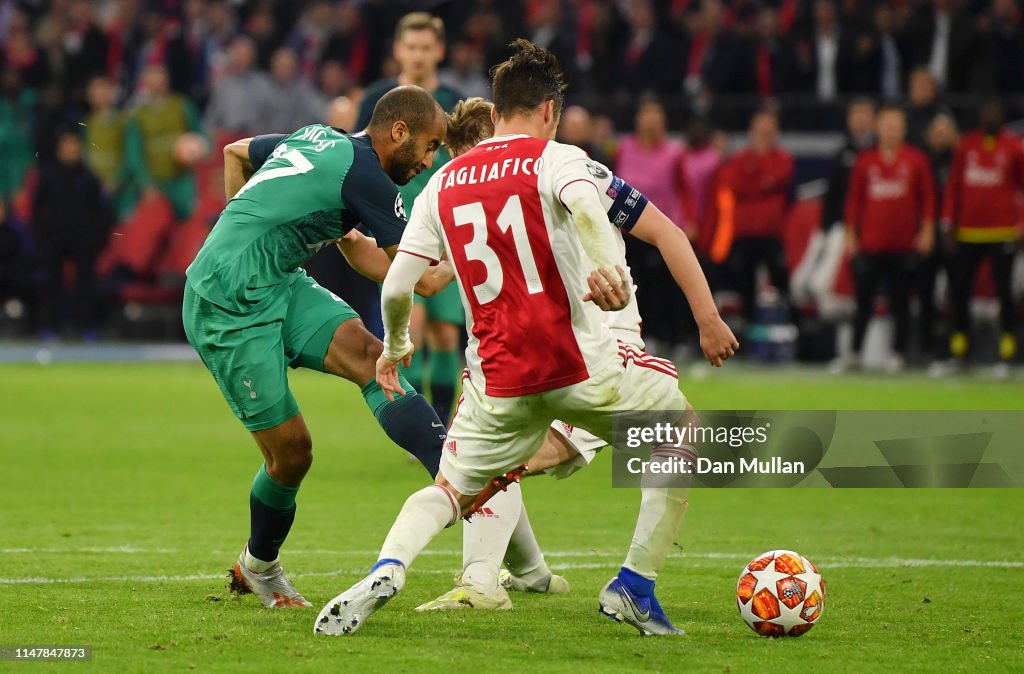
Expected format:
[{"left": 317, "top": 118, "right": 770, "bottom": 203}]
[{"left": 0, "top": 0, "right": 1022, "bottom": 371}]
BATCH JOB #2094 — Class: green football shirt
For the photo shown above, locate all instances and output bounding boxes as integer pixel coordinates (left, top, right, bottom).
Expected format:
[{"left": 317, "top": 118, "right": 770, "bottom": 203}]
[{"left": 186, "top": 125, "right": 407, "bottom": 312}]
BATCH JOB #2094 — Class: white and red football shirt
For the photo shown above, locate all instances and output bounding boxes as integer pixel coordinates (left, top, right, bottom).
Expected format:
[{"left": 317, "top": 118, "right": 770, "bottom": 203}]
[{"left": 399, "top": 135, "right": 642, "bottom": 397}]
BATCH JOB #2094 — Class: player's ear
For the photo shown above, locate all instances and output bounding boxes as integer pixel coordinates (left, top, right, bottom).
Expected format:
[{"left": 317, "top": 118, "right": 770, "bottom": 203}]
[
  {"left": 391, "top": 120, "right": 409, "bottom": 144},
  {"left": 490, "top": 105, "right": 498, "bottom": 127},
  {"left": 542, "top": 100, "right": 556, "bottom": 126}
]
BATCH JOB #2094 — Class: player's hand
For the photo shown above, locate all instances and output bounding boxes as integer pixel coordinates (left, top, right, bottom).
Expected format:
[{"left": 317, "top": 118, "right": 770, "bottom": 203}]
[
  {"left": 583, "top": 265, "right": 630, "bottom": 311},
  {"left": 376, "top": 347, "right": 413, "bottom": 402},
  {"left": 914, "top": 227, "right": 935, "bottom": 255},
  {"left": 844, "top": 229, "right": 858, "bottom": 258},
  {"left": 698, "top": 315, "right": 739, "bottom": 367}
]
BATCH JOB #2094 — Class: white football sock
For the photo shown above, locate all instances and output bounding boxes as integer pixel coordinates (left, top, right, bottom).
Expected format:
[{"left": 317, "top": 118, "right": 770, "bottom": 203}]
[
  {"left": 462, "top": 481, "right": 523, "bottom": 590},
  {"left": 378, "top": 485, "right": 460, "bottom": 568},
  {"left": 244, "top": 546, "right": 277, "bottom": 573},
  {"left": 623, "top": 445, "right": 693, "bottom": 580},
  {"left": 503, "top": 499, "right": 553, "bottom": 589}
]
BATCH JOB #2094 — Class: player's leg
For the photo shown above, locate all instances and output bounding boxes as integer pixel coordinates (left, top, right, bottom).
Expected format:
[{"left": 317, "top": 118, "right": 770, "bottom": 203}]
[
  {"left": 315, "top": 386, "right": 550, "bottom": 633},
  {"left": 851, "top": 254, "right": 882, "bottom": 361},
  {"left": 283, "top": 273, "right": 444, "bottom": 476},
  {"left": 558, "top": 353, "right": 694, "bottom": 636},
  {"left": 949, "top": 242, "right": 983, "bottom": 361},
  {"left": 989, "top": 242, "right": 1017, "bottom": 367},
  {"left": 181, "top": 284, "right": 311, "bottom": 608},
  {"left": 501, "top": 424, "right": 605, "bottom": 593},
  {"left": 424, "top": 283, "right": 465, "bottom": 424},
  {"left": 886, "top": 254, "right": 912, "bottom": 369}
]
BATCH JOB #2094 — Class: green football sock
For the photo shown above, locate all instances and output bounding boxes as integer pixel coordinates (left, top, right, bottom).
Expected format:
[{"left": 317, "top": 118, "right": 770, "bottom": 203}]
[
  {"left": 401, "top": 351, "right": 424, "bottom": 392},
  {"left": 428, "top": 349, "right": 460, "bottom": 424},
  {"left": 248, "top": 465, "right": 299, "bottom": 563}
]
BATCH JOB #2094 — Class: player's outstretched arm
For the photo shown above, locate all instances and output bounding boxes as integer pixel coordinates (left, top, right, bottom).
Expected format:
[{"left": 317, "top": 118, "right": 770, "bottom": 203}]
[
  {"left": 378, "top": 251, "right": 432, "bottom": 400},
  {"left": 338, "top": 231, "right": 453, "bottom": 297},
  {"left": 223, "top": 137, "right": 254, "bottom": 201},
  {"left": 630, "top": 203, "right": 739, "bottom": 366}
]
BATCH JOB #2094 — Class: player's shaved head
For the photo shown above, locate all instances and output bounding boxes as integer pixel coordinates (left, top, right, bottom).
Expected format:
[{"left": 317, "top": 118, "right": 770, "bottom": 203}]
[
  {"left": 367, "top": 85, "right": 447, "bottom": 185},
  {"left": 368, "top": 85, "right": 445, "bottom": 136},
  {"left": 491, "top": 39, "right": 567, "bottom": 121}
]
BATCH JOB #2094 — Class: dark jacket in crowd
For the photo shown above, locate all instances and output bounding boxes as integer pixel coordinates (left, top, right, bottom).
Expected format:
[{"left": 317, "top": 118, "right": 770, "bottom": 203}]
[{"left": 822, "top": 132, "right": 875, "bottom": 230}]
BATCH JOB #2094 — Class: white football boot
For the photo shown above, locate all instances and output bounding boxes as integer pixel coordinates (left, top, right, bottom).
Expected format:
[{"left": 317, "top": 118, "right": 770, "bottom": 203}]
[{"left": 314, "top": 562, "right": 405, "bottom": 636}]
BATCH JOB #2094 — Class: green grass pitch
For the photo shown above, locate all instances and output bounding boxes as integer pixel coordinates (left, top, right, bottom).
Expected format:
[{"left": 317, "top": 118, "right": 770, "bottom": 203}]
[{"left": 3, "top": 363, "right": 1023, "bottom": 673}]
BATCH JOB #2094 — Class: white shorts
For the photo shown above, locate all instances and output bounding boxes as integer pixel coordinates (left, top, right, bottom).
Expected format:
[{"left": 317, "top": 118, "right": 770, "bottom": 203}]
[
  {"left": 545, "top": 421, "right": 606, "bottom": 479},
  {"left": 439, "top": 344, "right": 686, "bottom": 495}
]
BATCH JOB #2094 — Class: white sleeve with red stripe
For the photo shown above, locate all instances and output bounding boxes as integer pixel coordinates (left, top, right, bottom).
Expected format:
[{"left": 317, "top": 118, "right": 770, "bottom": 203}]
[
  {"left": 396, "top": 172, "right": 444, "bottom": 262},
  {"left": 545, "top": 141, "right": 601, "bottom": 211}
]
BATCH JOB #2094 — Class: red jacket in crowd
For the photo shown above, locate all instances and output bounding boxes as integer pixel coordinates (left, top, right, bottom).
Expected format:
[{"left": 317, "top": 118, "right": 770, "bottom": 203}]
[
  {"left": 720, "top": 147, "right": 795, "bottom": 239},
  {"left": 845, "top": 145, "right": 935, "bottom": 253},
  {"left": 942, "top": 130, "right": 1024, "bottom": 243}
]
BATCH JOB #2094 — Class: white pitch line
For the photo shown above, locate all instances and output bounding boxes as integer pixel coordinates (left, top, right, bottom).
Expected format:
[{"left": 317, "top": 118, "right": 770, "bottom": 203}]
[{"left": 1, "top": 551, "right": 1020, "bottom": 585}]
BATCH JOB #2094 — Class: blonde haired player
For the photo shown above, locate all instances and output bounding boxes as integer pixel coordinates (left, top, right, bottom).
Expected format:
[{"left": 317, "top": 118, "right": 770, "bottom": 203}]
[{"left": 314, "top": 41, "right": 737, "bottom": 638}]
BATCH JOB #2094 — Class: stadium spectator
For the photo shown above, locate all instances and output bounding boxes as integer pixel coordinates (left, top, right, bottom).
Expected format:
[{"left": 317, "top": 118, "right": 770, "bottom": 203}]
[
  {"left": 320, "top": 2, "right": 370, "bottom": 87},
  {"left": 439, "top": 41, "right": 490, "bottom": 101},
  {"left": 616, "top": 0, "right": 677, "bottom": 95},
  {"left": 717, "top": 110, "right": 796, "bottom": 324},
  {"left": 795, "top": 98, "right": 876, "bottom": 304},
  {"left": 984, "top": 0, "right": 1024, "bottom": 93},
  {"left": 59, "top": 0, "right": 111, "bottom": 107},
  {"left": 905, "top": 68, "right": 944, "bottom": 148},
  {"left": 556, "top": 105, "right": 613, "bottom": 169},
  {"left": 286, "top": 1, "right": 332, "bottom": 80},
  {"left": 942, "top": 99, "right": 1024, "bottom": 375},
  {"left": 318, "top": 60, "right": 358, "bottom": 101},
  {"left": 841, "top": 105, "right": 935, "bottom": 373},
  {"left": 33, "top": 127, "right": 111, "bottom": 341},
  {"left": 795, "top": 0, "right": 854, "bottom": 101},
  {"left": 125, "top": 64, "right": 203, "bottom": 219},
  {"left": 2, "top": 9, "right": 49, "bottom": 89},
  {"left": 83, "top": 76, "right": 134, "bottom": 218},
  {"left": 752, "top": 6, "right": 802, "bottom": 97},
  {"left": 679, "top": 116, "right": 724, "bottom": 235},
  {"left": 193, "top": 0, "right": 239, "bottom": 88},
  {"left": 0, "top": 68, "right": 35, "bottom": 201},
  {"left": 684, "top": 0, "right": 750, "bottom": 96},
  {"left": 591, "top": 113, "right": 619, "bottom": 168},
  {"left": 918, "top": 112, "right": 958, "bottom": 359},
  {"left": 908, "top": 0, "right": 995, "bottom": 93},
  {"left": 524, "top": 0, "right": 575, "bottom": 87},
  {"left": 203, "top": 37, "right": 271, "bottom": 139},
  {"left": 857, "top": 3, "right": 911, "bottom": 100},
  {"left": 261, "top": 48, "right": 328, "bottom": 134},
  {"left": 118, "top": 6, "right": 193, "bottom": 98},
  {"left": 617, "top": 98, "right": 690, "bottom": 353}
]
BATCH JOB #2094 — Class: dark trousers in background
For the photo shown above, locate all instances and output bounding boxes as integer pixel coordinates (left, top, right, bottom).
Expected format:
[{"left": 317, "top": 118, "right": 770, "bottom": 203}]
[
  {"left": 40, "top": 235, "right": 101, "bottom": 333},
  {"left": 625, "top": 236, "right": 694, "bottom": 348},
  {"left": 915, "top": 249, "right": 948, "bottom": 357},
  {"left": 852, "top": 253, "right": 915, "bottom": 355},
  {"left": 726, "top": 235, "right": 791, "bottom": 323},
  {"left": 950, "top": 240, "right": 1017, "bottom": 340}
]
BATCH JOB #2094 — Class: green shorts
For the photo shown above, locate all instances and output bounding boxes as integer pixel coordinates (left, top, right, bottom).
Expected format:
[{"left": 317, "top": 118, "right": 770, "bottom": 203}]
[
  {"left": 183, "top": 270, "right": 360, "bottom": 432},
  {"left": 414, "top": 280, "right": 465, "bottom": 325}
]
